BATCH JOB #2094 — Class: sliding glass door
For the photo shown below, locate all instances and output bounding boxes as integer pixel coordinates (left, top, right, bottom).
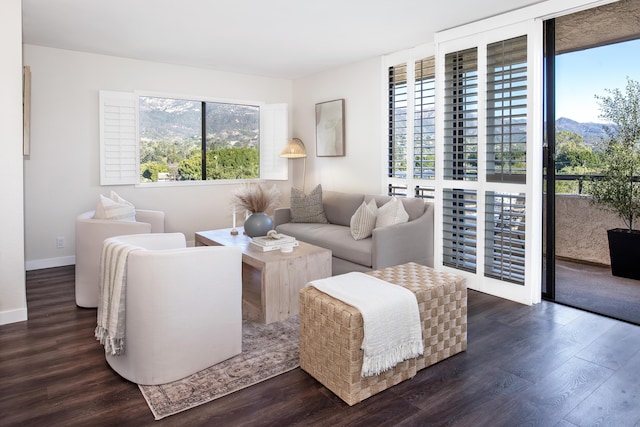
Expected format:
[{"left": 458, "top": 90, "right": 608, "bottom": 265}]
[{"left": 542, "top": 19, "right": 556, "bottom": 300}]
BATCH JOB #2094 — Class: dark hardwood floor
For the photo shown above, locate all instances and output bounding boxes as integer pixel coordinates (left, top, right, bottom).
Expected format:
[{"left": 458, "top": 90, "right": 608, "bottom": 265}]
[{"left": 2, "top": 266, "right": 640, "bottom": 426}]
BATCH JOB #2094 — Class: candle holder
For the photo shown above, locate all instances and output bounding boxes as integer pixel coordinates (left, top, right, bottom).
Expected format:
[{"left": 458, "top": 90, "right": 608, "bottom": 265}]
[{"left": 230, "top": 208, "right": 239, "bottom": 235}]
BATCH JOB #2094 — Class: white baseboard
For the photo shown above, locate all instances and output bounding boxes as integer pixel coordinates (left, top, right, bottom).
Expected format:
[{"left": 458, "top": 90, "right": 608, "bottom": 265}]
[
  {"left": 0, "top": 308, "right": 28, "bottom": 325},
  {"left": 26, "top": 255, "right": 75, "bottom": 271}
]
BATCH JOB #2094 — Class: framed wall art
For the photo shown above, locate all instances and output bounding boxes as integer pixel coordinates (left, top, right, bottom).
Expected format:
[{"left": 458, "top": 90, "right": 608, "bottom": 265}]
[{"left": 315, "top": 99, "right": 345, "bottom": 157}]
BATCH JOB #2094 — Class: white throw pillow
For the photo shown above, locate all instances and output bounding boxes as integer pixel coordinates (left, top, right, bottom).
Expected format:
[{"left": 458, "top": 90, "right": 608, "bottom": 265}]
[
  {"left": 350, "top": 199, "right": 378, "bottom": 240},
  {"left": 93, "top": 193, "right": 136, "bottom": 221},
  {"left": 375, "top": 196, "right": 409, "bottom": 228},
  {"left": 109, "top": 190, "right": 132, "bottom": 206}
]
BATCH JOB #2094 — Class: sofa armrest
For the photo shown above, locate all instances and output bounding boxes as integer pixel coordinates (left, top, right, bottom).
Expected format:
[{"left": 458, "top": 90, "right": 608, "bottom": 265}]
[
  {"left": 273, "top": 207, "right": 291, "bottom": 228},
  {"left": 371, "top": 202, "right": 434, "bottom": 269},
  {"left": 135, "top": 209, "right": 165, "bottom": 233}
]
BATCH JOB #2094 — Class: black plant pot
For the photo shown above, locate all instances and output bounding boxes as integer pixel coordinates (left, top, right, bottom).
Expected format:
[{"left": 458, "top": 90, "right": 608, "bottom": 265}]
[{"left": 607, "top": 228, "right": 640, "bottom": 280}]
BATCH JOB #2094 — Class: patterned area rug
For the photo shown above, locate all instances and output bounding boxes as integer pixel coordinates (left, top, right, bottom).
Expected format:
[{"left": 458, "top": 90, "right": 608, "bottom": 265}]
[{"left": 139, "top": 316, "right": 299, "bottom": 420}]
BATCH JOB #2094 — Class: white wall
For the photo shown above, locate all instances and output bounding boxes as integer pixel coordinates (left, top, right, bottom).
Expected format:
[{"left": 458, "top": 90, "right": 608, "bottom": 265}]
[
  {"left": 0, "top": 0, "right": 27, "bottom": 324},
  {"left": 292, "top": 57, "right": 384, "bottom": 195},
  {"left": 22, "top": 45, "right": 293, "bottom": 269}
]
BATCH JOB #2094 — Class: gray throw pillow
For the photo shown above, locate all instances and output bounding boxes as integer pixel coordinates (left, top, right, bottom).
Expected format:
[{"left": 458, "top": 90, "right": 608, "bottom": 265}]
[{"left": 290, "top": 184, "right": 329, "bottom": 223}]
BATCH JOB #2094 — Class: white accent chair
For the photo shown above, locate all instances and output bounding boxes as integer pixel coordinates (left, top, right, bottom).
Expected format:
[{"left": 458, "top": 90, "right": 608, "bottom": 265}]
[
  {"left": 101, "top": 233, "right": 243, "bottom": 385},
  {"left": 75, "top": 209, "right": 165, "bottom": 308}
]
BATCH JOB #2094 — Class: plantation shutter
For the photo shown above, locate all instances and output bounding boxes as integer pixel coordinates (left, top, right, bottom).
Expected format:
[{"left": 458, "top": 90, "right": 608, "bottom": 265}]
[
  {"left": 444, "top": 48, "right": 478, "bottom": 181},
  {"left": 485, "top": 192, "right": 526, "bottom": 284},
  {"left": 388, "top": 63, "right": 408, "bottom": 179},
  {"left": 443, "top": 188, "right": 477, "bottom": 272},
  {"left": 484, "top": 36, "right": 528, "bottom": 286},
  {"left": 386, "top": 51, "right": 436, "bottom": 200},
  {"left": 486, "top": 36, "right": 528, "bottom": 183},
  {"left": 99, "top": 91, "right": 137, "bottom": 185},
  {"left": 442, "top": 48, "right": 479, "bottom": 271},
  {"left": 441, "top": 42, "right": 528, "bottom": 285},
  {"left": 436, "top": 18, "right": 539, "bottom": 305},
  {"left": 259, "top": 103, "right": 289, "bottom": 180},
  {"left": 414, "top": 57, "right": 436, "bottom": 181}
]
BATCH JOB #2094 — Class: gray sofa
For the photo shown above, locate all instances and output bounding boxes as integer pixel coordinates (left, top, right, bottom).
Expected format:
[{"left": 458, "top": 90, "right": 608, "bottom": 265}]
[{"left": 273, "top": 190, "right": 434, "bottom": 276}]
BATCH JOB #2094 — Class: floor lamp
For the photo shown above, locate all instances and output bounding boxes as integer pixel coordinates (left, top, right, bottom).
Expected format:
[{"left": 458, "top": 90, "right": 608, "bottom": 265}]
[{"left": 280, "top": 138, "right": 307, "bottom": 192}]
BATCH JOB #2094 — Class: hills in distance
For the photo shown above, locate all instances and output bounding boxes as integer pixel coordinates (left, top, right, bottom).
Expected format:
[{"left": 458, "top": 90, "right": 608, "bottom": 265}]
[
  {"left": 139, "top": 98, "right": 608, "bottom": 151},
  {"left": 138, "top": 96, "right": 259, "bottom": 147},
  {"left": 555, "top": 117, "right": 610, "bottom": 148}
]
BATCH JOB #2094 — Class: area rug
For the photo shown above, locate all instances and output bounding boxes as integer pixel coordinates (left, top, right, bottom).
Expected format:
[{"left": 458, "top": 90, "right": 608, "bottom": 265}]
[{"left": 139, "top": 316, "right": 299, "bottom": 420}]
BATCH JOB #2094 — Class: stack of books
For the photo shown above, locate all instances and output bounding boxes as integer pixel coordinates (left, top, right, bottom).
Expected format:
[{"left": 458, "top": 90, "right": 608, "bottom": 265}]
[{"left": 250, "top": 234, "right": 298, "bottom": 252}]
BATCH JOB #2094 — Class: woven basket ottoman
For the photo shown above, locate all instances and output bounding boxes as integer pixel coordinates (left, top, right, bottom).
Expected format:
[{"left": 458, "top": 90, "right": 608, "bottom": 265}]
[{"left": 299, "top": 262, "right": 467, "bottom": 406}]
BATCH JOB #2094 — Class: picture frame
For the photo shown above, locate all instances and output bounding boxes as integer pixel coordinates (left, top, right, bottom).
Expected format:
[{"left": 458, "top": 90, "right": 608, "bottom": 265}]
[{"left": 315, "top": 99, "right": 345, "bottom": 157}]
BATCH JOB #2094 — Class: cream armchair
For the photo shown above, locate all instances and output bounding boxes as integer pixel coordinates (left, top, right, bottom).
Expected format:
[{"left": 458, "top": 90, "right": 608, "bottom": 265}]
[
  {"left": 75, "top": 209, "right": 165, "bottom": 307},
  {"left": 101, "top": 233, "right": 243, "bottom": 385}
]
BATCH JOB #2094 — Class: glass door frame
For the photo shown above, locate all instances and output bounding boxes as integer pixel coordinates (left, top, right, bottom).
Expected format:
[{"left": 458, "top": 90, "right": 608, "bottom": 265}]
[{"left": 543, "top": 18, "right": 556, "bottom": 301}]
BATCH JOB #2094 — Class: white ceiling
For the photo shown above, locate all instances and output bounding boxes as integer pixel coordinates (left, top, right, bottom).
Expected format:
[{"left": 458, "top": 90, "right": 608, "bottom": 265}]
[{"left": 21, "top": 0, "right": 546, "bottom": 80}]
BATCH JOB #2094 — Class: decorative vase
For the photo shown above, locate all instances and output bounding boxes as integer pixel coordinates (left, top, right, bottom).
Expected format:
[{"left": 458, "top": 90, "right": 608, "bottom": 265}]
[{"left": 244, "top": 212, "right": 273, "bottom": 237}]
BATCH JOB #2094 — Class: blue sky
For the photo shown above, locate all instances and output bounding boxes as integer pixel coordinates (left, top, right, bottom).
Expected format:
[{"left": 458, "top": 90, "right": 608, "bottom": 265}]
[{"left": 555, "top": 38, "right": 640, "bottom": 123}]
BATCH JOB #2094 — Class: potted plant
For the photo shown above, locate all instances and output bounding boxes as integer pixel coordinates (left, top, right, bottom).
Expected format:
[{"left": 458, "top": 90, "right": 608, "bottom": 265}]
[
  {"left": 231, "top": 183, "right": 281, "bottom": 237},
  {"left": 590, "top": 77, "right": 640, "bottom": 279}
]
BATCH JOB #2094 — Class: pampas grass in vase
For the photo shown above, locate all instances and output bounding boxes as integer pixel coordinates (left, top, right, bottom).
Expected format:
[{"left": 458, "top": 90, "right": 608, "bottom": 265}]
[
  {"left": 231, "top": 183, "right": 281, "bottom": 214},
  {"left": 231, "top": 184, "right": 281, "bottom": 237}
]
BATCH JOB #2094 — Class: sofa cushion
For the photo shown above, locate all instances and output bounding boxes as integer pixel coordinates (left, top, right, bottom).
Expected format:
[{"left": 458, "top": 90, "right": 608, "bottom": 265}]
[
  {"left": 323, "top": 191, "right": 365, "bottom": 226},
  {"left": 375, "top": 197, "right": 409, "bottom": 228},
  {"left": 276, "top": 222, "right": 372, "bottom": 267},
  {"left": 290, "top": 184, "right": 328, "bottom": 223},
  {"left": 350, "top": 199, "right": 378, "bottom": 240}
]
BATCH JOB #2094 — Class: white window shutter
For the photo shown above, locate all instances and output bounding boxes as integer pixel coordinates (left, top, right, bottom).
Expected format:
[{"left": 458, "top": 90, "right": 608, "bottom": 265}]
[
  {"left": 260, "top": 103, "right": 288, "bottom": 180},
  {"left": 99, "top": 91, "right": 138, "bottom": 185}
]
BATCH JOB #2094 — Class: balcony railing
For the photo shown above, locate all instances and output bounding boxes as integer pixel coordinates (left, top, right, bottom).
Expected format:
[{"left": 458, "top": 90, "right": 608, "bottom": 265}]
[
  {"left": 552, "top": 174, "right": 603, "bottom": 195},
  {"left": 553, "top": 173, "right": 640, "bottom": 195}
]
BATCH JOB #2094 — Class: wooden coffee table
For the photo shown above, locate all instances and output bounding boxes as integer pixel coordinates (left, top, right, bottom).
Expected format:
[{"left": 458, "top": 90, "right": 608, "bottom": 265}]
[{"left": 195, "top": 227, "right": 332, "bottom": 324}]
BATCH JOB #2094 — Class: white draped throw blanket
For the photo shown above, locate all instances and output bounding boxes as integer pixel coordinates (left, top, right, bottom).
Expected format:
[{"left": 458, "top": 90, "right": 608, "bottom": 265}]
[
  {"left": 309, "top": 272, "right": 424, "bottom": 377},
  {"left": 95, "top": 238, "right": 141, "bottom": 356}
]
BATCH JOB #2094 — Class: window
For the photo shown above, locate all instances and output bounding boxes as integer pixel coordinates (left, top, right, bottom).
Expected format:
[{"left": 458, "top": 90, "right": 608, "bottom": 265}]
[
  {"left": 387, "top": 54, "right": 436, "bottom": 199},
  {"left": 99, "top": 91, "right": 287, "bottom": 186},
  {"left": 139, "top": 96, "right": 260, "bottom": 182}
]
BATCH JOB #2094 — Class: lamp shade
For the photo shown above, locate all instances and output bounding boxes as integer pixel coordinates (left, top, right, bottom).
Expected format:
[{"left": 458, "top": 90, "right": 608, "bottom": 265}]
[{"left": 280, "top": 138, "right": 307, "bottom": 158}]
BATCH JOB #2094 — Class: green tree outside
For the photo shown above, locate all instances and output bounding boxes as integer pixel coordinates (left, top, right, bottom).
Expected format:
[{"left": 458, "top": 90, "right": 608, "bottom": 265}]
[
  {"left": 171, "top": 147, "right": 259, "bottom": 181},
  {"left": 554, "top": 130, "right": 602, "bottom": 194}
]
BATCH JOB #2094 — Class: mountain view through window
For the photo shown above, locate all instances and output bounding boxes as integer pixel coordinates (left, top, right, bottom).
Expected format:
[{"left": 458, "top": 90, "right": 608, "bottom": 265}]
[
  {"left": 139, "top": 96, "right": 260, "bottom": 182},
  {"left": 555, "top": 38, "right": 640, "bottom": 194}
]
